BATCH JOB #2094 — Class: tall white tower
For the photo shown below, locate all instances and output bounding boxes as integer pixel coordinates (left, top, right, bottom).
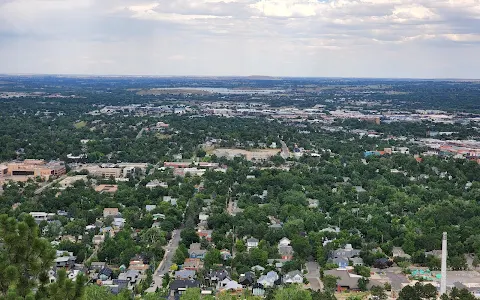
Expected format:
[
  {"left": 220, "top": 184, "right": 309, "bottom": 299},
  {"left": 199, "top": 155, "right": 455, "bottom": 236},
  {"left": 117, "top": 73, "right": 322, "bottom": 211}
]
[{"left": 440, "top": 232, "right": 447, "bottom": 295}]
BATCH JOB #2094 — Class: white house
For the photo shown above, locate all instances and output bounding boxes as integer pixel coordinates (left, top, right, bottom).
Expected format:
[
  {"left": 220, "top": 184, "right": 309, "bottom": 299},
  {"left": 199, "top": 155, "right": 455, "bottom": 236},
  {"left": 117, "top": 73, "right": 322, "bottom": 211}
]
[
  {"left": 199, "top": 213, "right": 209, "bottom": 222},
  {"left": 247, "top": 238, "right": 259, "bottom": 251},
  {"left": 278, "top": 237, "right": 291, "bottom": 247},
  {"left": 112, "top": 218, "right": 126, "bottom": 228},
  {"left": 257, "top": 271, "right": 279, "bottom": 288},
  {"left": 283, "top": 270, "right": 303, "bottom": 284}
]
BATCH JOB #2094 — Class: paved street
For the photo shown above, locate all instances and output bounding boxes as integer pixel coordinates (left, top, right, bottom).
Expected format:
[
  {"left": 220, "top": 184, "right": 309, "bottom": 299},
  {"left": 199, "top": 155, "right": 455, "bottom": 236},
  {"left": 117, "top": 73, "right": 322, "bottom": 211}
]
[
  {"left": 146, "top": 229, "right": 182, "bottom": 292},
  {"left": 306, "top": 261, "right": 323, "bottom": 291}
]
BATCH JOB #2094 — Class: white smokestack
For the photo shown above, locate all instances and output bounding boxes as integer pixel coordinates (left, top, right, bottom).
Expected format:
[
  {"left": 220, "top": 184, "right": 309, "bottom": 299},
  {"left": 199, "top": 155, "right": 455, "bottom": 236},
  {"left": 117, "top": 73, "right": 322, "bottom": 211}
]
[{"left": 440, "top": 232, "right": 447, "bottom": 295}]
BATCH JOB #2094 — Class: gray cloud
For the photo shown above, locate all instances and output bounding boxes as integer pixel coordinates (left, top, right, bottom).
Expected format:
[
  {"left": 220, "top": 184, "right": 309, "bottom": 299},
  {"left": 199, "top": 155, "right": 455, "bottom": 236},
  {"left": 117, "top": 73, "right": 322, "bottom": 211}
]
[{"left": 0, "top": 0, "right": 479, "bottom": 77}]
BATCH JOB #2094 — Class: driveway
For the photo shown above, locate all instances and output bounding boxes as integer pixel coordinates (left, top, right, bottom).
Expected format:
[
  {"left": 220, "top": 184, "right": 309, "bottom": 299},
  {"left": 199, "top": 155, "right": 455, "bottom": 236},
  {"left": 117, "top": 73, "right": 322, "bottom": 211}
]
[{"left": 306, "top": 261, "right": 323, "bottom": 291}]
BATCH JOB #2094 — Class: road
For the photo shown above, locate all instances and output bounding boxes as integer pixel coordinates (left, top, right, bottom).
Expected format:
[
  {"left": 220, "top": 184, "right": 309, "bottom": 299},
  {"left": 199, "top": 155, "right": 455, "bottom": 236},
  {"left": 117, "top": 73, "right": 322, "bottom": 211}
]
[
  {"left": 146, "top": 229, "right": 182, "bottom": 292},
  {"left": 306, "top": 261, "right": 323, "bottom": 291},
  {"left": 34, "top": 174, "right": 67, "bottom": 195},
  {"left": 280, "top": 140, "right": 290, "bottom": 159},
  {"left": 136, "top": 127, "right": 146, "bottom": 139}
]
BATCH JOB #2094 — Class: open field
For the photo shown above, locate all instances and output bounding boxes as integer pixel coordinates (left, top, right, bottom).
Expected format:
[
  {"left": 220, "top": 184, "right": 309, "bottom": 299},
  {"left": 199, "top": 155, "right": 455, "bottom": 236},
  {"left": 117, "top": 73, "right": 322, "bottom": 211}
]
[{"left": 74, "top": 121, "right": 87, "bottom": 129}]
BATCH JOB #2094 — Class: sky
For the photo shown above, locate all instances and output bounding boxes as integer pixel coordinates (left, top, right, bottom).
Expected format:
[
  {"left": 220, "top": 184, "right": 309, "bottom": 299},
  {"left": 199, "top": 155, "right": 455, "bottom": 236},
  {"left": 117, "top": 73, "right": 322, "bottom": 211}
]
[{"left": 0, "top": 0, "right": 479, "bottom": 78}]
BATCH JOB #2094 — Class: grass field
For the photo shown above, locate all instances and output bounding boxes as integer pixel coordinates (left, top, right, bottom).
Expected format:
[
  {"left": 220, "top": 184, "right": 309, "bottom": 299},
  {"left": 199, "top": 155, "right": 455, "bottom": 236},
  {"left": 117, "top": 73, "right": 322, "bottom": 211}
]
[{"left": 74, "top": 121, "right": 87, "bottom": 129}]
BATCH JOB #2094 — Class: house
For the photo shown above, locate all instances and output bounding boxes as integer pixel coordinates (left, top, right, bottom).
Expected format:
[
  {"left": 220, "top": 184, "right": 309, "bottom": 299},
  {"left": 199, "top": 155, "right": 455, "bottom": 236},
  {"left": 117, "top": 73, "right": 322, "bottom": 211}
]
[
  {"left": 330, "top": 244, "right": 361, "bottom": 268},
  {"left": 112, "top": 217, "right": 126, "bottom": 228},
  {"left": 283, "top": 270, "right": 304, "bottom": 284},
  {"left": 54, "top": 256, "right": 76, "bottom": 269},
  {"left": 199, "top": 213, "right": 209, "bottom": 222},
  {"left": 247, "top": 237, "right": 259, "bottom": 250},
  {"left": 152, "top": 213, "right": 165, "bottom": 221},
  {"left": 218, "top": 279, "right": 243, "bottom": 294},
  {"left": 128, "top": 260, "right": 150, "bottom": 275},
  {"left": 251, "top": 265, "right": 265, "bottom": 272},
  {"left": 331, "top": 244, "right": 361, "bottom": 259},
  {"left": 145, "top": 205, "right": 156, "bottom": 212},
  {"left": 146, "top": 180, "right": 168, "bottom": 189},
  {"left": 118, "top": 270, "right": 140, "bottom": 285},
  {"left": 278, "top": 245, "right": 294, "bottom": 260},
  {"left": 103, "top": 208, "right": 119, "bottom": 218},
  {"left": 183, "top": 258, "right": 204, "bottom": 271},
  {"left": 324, "top": 269, "right": 362, "bottom": 291},
  {"left": 350, "top": 257, "right": 364, "bottom": 266},
  {"left": 163, "top": 196, "right": 178, "bottom": 206},
  {"left": 90, "top": 262, "right": 107, "bottom": 271},
  {"left": 207, "top": 268, "right": 230, "bottom": 285},
  {"left": 106, "top": 279, "right": 129, "bottom": 295},
  {"left": 252, "top": 283, "right": 266, "bottom": 297},
  {"left": 267, "top": 259, "right": 290, "bottom": 270},
  {"left": 197, "top": 230, "right": 213, "bottom": 242},
  {"left": 269, "top": 223, "right": 283, "bottom": 229},
  {"left": 188, "top": 243, "right": 207, "bottom": 259},
  {"left": 278, "top": 237, "right": 291, "bottom": 247},
  {"left": 169, "top": 280, "right": 201, "bottom": 299},
  {"left": 332, "top": 257, "right": 350, "bottom": 269},
  {"left": 100, "top": 227, "right": 115, "bottom": 237},
  {"left": 354, "top": 186, "right": 366, "bottom": 193},
  {"left": 278, "top": 238, "right": 294, "bottom": 260},
  {"left": 392, "top": 247, "right": 411, "bottom": 260},
  {"left": 99, "top": 267, "right": 113, "bottom": 280},
  {"left": 220, "top": 249, "right": 232, "bottom": 260},
  {"left": 425, "top": 249, "right": 442, "bottom": 259},
  {"left": 257, "top": 271, "right": 280, "bottom": 288},
  {"left": 174, "top": 270, "right": 196, "bottom": 280},
  {"left": 238, "top": 272, "right": 255, "bottom": 287},
  {"left": 308, "top": 199, "right": 319, "bottom": 208},
  {"left": 374, "top": 258, "right": 393, "bottom": 269},
  {"left": 30, "top": 212, "right": 55, "bottom": 223}
]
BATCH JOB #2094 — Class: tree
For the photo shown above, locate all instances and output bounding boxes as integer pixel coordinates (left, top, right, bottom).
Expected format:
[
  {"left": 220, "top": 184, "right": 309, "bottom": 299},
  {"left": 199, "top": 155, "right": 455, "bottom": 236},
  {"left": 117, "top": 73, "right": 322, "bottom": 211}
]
[
  {"left": 180, "top": 287, "right": 201, "bottom": 300},
  {"left": 316, "top": 245, "right": 327, "bottom": 266},
  {"left": 311, "top": 291, "right": 337, "bottom": 300},
  {"left": 358, "top": 277, "right": 369, "bottom": 292},
  {"left": 274, "top": 285, "right": 312, "bottom": 300},
  {"left": 45, "top": 268, "right": 86, "bottom": 300},
  {"left": 322, "top": 275, "right": 338, "bottom": 292},
  {"left": 449, "top": 255, "right": 467, "bottom": 270},
  {"left": 420, "top": 283, "right": 437, "bottom": 299},
  {"left": 398, "top": 285, "right": 421, "bottom": 300},
  {"left": 448, "top": 287, "right": 476, "bottom": 300},
  {"left": 0, "top": 214, "right": 56, "bottom": 298},
  {"left": 204, "top": 249, "right": 222, "bottom": 268},
  {"left": 141, "top": 227, "right": 166, "bottom": 246},
  {"left": 354, "top": 265, "right": 371, "bottom": 277},
  {"left": 370, "top": 285, "right": 388, "bottom": 300},
  {"left": 236, "top": 240, "right": 246, "bottom": 253},
  {"left": 291, "top": 236, "right": 312, "bottom": 259},
  {"left": 163, "top": 273, "right": 171, "bottom": 288},
  {"left": 181, "top": 229, "right": 200, "bottom": 247},
  {"left": 173, "top": 247, "right": 187, "bottom": 265},
  {"left": 82, "top": 285, "right": 115, "bottom": 300}
]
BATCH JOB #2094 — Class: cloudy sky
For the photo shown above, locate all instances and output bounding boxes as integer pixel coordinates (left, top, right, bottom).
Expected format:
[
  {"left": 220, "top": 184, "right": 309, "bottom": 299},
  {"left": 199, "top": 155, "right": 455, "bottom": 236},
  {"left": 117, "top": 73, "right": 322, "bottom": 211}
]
[{"left": 0, "top": 0, "right": 479, "bottom": 78}]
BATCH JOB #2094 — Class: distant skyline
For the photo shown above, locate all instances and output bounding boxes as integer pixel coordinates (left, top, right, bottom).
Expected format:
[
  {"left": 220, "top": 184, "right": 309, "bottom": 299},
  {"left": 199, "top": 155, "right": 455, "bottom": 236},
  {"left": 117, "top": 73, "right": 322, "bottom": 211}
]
[{"left": 1, "top": 0, "right": 480, "bottom": 78}]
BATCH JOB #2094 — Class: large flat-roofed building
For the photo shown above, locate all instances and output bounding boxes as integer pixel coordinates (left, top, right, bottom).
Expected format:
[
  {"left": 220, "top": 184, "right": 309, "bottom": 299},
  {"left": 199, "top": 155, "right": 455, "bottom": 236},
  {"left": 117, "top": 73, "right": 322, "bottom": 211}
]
[
  {"left": 0, "top": 165, "right": 8, "bottom": 177},
  {"left": 4, "top": 160, "right": 66, "bottom": 179},
  {"left": 79, "top": 166, "right": 121, "bottom": 178}
]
